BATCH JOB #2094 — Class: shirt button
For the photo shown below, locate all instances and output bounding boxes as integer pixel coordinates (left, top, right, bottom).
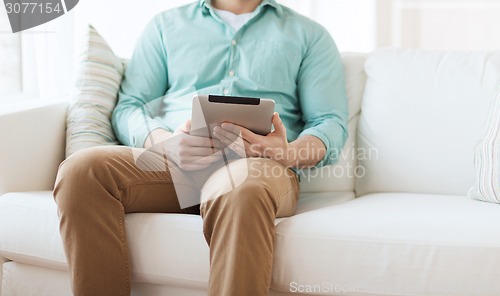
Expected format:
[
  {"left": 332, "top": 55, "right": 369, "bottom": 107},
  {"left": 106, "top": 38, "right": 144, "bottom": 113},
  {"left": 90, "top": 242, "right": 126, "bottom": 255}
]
[
  {"left": 229, "top": 70, "right": 235, "bottom": 77},
  {"left": 231, "top": 40, "right": 237, "bottom": 46},
  {"left": 223, "top": 89, "right": 229, "bottom": 95}
]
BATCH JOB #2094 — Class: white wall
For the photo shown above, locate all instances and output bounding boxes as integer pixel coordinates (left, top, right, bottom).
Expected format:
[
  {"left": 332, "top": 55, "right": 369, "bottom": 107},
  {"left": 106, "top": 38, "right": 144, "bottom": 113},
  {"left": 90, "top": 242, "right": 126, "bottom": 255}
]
[
  {"left": 0, "top": 8, "right": 21, "bottom": 95},
  {"left": 6, "top": 0, "right": 500, "bottom": 100},
  {"left": 378, "top": 0, "right": 500, "bottom": 50},
  {"left": 281, "top": 0, "right": 377, "bottom": 52},
  {"left": 73, "top": 0, "right": 377, "bottom": 59},
  {"left": 73, "top": 0, "right": 195, "bottom": 59}
]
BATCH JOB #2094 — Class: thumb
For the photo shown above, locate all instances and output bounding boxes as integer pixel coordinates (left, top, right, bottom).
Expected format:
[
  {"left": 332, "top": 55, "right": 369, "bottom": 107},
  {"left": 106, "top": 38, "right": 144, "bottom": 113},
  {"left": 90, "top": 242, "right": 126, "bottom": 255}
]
[
  {"left": 178, "top": 119, "right": 191, "bottom": 133},
  {"left": 272, "top": 112, "right": 285, "bottom": 135},
  {"left": 185, "top": 119, "right": 192, "bottom": 131}
]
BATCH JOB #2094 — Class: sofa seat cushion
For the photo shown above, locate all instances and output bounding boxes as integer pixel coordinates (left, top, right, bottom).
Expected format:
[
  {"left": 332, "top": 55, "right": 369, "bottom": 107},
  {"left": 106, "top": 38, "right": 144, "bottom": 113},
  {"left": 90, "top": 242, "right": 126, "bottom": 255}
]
[
  {"left": 0, "top": 190, "right": 354, "bottom": 288},
  {"left": 272, "top": 193, "right": 500, "bottom": 296}
]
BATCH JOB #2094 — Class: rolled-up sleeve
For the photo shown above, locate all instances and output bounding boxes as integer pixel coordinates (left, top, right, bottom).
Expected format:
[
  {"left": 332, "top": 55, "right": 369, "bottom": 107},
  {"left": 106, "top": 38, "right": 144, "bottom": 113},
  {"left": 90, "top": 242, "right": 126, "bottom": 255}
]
[
  {"left": 112, "top": 16, "right": 169, "bottom": 148},
  {"left": 297, "top": 26, "right": 348, "bottom": 167}
]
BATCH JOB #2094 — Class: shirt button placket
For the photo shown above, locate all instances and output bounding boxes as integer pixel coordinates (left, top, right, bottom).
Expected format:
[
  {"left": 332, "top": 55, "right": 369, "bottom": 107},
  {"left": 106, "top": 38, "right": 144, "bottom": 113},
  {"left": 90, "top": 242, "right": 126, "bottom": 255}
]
[{"left": 224, "top": 38, "right": 238, "bottom": 96}]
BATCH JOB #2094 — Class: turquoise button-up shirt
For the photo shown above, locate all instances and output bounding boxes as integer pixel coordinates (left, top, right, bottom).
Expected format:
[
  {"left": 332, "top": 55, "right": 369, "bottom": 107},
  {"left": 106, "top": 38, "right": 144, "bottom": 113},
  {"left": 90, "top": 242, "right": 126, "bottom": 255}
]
[{"left": 112, "top": 0, "right": 348, "bottom": 167}]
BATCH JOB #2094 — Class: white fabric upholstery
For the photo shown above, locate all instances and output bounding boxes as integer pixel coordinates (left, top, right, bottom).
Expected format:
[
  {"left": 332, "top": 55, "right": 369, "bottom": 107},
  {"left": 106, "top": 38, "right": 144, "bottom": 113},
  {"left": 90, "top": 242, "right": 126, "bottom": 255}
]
[
  {"left": 0, "top": 101, "right": 67, "bottom": 196},
  {"left": 7, "top": 191, "right": 500, "bottom": 296},
  {"left": 0, "top": 193, "right": 66, "bottom": 270},
  {"left": 0, "top": 257, "right": 7, "bottom": 296},
  {"left": 469, "top": 84, "right": 500, "bottom": 203},
  {"left": 125, "top": 213, "right": 209, "bottom": 288},
  {"left": 0, "top": 191, "right": 354, "bottom": 291},
  {"left": 2, "top": 262, "right": 71, "bottom": 296},
  {"left": 273, "top": 193, "right": 500, "bottom": 296},
  {"left": 357, "top": 50, "right": 500, "bottom": 196},
  {"left": 12, "top": 192, "right": 500, "bottom": 296},
  {"left": 0, "top": 262, "right": 312, "bottom": 296}
]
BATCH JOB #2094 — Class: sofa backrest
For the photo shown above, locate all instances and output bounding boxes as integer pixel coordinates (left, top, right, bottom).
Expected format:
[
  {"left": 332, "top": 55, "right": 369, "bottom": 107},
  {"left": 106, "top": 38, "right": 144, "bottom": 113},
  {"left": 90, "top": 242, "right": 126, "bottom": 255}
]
[
  {"left": 356, "top": 49, "right": 500, "bottom": 196},
  {"left": 299, "top": 53, "right": 366, "bottom": 194}
]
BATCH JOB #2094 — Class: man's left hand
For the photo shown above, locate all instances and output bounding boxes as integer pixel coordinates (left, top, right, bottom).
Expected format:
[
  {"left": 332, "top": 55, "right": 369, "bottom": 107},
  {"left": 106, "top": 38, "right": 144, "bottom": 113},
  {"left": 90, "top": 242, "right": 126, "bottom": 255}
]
[{"left": 212, "top": 112, "right": 296, "bottom": 167}]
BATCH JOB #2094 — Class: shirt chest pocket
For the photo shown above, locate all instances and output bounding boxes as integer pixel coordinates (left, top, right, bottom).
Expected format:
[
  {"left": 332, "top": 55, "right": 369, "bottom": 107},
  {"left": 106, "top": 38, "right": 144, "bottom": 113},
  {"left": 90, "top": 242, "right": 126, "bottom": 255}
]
[{"left": 241, "top": 41, "right": 302, "bottom": 90}]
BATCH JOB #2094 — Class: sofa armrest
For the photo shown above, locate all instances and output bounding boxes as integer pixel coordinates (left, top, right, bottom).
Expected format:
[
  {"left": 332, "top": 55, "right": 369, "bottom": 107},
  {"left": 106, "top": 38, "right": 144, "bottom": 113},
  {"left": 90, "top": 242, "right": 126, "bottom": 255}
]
[
  {"left": 0, "top": 100, "right": 68, "bottom": 196},
  {"left": 0, "top": 257, "right": 8, "bottom": 296}
]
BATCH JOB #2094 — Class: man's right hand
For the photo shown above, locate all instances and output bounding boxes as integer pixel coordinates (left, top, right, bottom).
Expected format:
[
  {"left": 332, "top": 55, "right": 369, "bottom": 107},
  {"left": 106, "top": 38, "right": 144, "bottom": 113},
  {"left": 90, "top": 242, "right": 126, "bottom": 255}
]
[{"left": 145, "top": 120, "right": 223, "bottom": 171}]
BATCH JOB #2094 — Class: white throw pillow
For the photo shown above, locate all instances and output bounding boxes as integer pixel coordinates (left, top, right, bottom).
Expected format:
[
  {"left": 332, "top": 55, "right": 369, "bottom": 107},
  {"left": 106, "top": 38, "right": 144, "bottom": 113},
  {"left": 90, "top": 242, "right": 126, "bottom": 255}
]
[
  {"left": 65, "top": 24, "right": 125, "bottom": 157},
  {"left": 469, "top": 84, "right": 500, "bottom": 203}
]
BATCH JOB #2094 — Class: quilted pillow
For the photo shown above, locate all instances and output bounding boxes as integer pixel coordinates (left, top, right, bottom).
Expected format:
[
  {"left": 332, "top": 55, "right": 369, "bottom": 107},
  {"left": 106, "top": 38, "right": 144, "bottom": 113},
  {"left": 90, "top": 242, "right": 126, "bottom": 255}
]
[
  {"left": 65, "top": 24, "right": 125, "bottom": 157},
  {"left": 468, "top": 85, "right": 500, "bottom": 203}
]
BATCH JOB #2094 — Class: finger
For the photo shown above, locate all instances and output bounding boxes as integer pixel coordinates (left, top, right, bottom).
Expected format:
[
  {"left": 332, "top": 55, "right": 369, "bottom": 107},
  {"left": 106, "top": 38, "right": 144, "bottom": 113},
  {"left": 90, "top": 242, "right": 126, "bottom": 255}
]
[
  {"left": 219, "top": 122, "right": 263, "bottom": 145},
  {"left": 215, "top": 132, "right": 247, "bottom": 157},
  {"left": 215, "top": 130, "right": 253, "bottom": 158},
  {"left": 217, "top": 123, "right": 242, "bottom": 140},
  {"left": 214, "top": 125, "right": 241, "bottom": 143},
  {"left": 272, "top": 112, "right": 286, "bottom": 135},
  {"left": 239, "top": 127, "right": 262, "bottom": 144},
  {"left": 213, "top": 127, "right": 247, "bottom": 149},
  {"left": 215, "top": 125, "right": 260, "bottom": 154},
  {"left": 214, "top": 125, "right": 265, "bottom": 158},
  {"left": 220, "top": 122, "right": 241, "bottom": 134}
]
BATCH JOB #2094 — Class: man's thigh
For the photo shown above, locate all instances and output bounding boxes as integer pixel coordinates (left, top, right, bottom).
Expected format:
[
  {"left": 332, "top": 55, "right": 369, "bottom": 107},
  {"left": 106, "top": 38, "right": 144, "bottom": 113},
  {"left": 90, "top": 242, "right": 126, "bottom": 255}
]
[
  {"left": 200, "top": 157, "right": 300, "bottom": 218},
  {"left": 65, "top": 145, "right": 195, "bottom": 214}
]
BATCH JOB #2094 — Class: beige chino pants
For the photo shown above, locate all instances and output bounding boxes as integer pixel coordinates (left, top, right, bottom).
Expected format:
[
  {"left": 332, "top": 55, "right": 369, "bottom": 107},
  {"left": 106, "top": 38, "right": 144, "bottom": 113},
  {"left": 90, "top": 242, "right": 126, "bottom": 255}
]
[{"left": 53, "top": 145, "right": 299, "bottom": 296}]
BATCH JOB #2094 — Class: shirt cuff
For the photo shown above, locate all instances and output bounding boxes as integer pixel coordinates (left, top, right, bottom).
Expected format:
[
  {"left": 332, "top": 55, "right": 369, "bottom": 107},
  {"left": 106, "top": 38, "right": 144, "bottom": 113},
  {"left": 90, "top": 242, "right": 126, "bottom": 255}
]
[
  {"left": 127, "top": 108, "right": 168, "bottom": 148},
  {"left": 298, "top": 128, "right": 336, "bottom": 168}
]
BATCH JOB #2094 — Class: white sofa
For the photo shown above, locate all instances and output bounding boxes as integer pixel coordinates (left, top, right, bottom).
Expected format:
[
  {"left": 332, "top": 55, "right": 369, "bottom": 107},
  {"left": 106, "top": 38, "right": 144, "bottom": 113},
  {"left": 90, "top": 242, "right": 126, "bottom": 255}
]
[{"left": 1, "top": 50, "right": 500, "bottom": 296}]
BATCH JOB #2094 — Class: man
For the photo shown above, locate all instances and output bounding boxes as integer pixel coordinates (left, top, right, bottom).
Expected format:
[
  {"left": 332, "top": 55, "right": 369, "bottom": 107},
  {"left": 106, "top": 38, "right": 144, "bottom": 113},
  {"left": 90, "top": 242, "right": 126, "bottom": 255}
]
[{"left": 53, "top": 0, "right": 348, "bottom": 295}]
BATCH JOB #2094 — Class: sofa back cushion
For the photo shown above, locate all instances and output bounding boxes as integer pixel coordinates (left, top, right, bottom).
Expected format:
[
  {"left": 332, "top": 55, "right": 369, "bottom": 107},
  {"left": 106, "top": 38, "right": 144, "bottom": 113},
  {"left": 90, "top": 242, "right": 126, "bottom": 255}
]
[
  {"left": 356, "top": 49, "right": 500, "bottom": 196},
  {"left": 299, "top": 53, "right": 366, "bottom": 194}
]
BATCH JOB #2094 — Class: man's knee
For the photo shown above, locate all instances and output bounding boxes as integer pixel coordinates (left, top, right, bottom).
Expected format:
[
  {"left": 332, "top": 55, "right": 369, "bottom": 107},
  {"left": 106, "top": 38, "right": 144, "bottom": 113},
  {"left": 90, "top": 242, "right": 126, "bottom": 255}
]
[
  {"left": 200, "top": 158, "right": 293, "bottom": 216},
  {"left": 54, "top": 147, "right": 121, "bottom": 207},
  {"left": 58, "top": 146, "right": 118, "bottom": 180},
  {"left": 202, "top": 175, "right": 274, "bottom": 217}
]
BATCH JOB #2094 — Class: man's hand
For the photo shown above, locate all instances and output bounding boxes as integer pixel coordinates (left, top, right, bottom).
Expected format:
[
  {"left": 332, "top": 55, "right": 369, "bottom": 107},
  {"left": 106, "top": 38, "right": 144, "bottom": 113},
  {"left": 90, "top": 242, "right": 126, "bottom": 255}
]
[
  {"left": 213, "top": 112, "right": 328, "bottom": 168},
  {"left": 213, "top": 112, "right": 296, "bottom": 167},
  {"left": 169, "top": 120, "right": 224, "bottom": 170},
  {"left": 146, "top": 120, "right": 223, "bottom": 171}
]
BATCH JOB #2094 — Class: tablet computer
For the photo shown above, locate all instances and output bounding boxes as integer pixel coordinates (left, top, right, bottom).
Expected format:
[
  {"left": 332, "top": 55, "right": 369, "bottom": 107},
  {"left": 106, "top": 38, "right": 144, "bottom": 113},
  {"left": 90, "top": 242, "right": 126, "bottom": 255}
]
[{"left": 190, "top": 94, "right": 275, "bottom": 137}]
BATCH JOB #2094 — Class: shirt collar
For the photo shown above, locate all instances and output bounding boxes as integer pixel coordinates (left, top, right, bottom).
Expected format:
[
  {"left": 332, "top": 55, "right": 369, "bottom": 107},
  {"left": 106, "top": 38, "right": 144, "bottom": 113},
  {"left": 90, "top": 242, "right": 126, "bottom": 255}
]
[{"left": 199, "top": 0, "right": 283, "bottom": 17}]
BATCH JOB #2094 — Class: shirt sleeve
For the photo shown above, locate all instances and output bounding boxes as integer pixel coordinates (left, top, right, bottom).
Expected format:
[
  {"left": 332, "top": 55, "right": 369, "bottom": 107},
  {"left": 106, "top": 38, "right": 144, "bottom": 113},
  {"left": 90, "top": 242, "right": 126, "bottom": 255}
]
[
  {"left": 112, "top": 16, "right": 169, "bottom": 148},
  {"left": 297, "top": 25, "right": 348, "bottom": 168}
]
